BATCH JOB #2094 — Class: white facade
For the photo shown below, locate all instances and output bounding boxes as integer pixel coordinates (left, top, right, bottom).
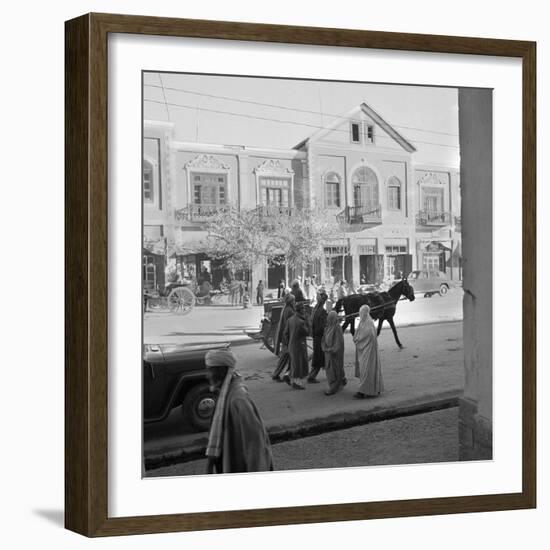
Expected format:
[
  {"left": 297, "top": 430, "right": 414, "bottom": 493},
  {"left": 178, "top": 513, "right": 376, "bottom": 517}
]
[{"left": 143, "top": 102, "right": 461, "bottom": 291}]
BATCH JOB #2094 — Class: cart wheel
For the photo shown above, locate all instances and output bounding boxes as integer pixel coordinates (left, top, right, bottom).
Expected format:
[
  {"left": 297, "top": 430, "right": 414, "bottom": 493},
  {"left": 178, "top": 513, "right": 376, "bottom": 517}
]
[{"left": 168, "top": 286, "right": 195, "bottom": 315}]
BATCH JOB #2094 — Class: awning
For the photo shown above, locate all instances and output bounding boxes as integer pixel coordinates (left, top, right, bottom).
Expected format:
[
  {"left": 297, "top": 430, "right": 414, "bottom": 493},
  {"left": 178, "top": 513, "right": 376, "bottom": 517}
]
[{"left": 424, "top": 240, "right": 452, "bottom": 252}]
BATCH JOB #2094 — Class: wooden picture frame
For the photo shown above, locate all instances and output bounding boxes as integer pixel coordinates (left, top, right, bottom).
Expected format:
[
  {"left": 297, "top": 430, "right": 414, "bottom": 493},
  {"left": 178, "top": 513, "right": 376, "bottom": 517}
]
[{"left": 65, "top": 12, "right": 536, "bottom": 537}]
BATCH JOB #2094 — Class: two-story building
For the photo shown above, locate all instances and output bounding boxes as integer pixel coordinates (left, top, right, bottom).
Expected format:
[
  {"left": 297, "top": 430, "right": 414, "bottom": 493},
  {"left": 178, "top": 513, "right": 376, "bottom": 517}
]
[{"left": 143, "top": 101, "right": 461, "bottom": 292}]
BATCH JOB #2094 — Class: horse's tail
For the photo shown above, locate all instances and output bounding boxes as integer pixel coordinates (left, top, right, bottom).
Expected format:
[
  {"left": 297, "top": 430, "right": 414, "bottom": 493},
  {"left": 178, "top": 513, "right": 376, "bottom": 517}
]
[{"left": 334, "top": 298, "right": 343, "bottom": 313}]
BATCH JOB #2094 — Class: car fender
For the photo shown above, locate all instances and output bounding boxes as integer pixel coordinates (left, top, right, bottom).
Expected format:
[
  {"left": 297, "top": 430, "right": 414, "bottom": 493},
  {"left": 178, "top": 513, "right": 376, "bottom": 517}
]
[{"left": 144, "top": 371, "right": 209, "bottom": 423}]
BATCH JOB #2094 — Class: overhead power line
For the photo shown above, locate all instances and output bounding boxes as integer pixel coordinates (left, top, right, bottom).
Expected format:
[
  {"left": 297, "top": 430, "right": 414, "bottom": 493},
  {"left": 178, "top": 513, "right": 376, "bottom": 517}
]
[
  {"left": 144, "top": 83, "right": 460, "bottom": 138},
  {"left": 143, "top": 97, "right": 460, "bottom": 149}
]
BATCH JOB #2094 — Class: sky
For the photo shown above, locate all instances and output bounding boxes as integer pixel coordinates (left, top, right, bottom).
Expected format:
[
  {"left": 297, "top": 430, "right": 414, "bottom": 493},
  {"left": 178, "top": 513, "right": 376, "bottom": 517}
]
[{"left": 143, "top": 71, "right": 460, "bottom": 167}]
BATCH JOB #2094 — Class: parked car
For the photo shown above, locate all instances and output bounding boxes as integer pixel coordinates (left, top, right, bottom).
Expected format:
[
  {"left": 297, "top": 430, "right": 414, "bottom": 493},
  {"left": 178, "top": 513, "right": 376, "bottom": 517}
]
[
  {"left": 407, "top": 270, "right": 451, "bottom": 297},
  {"left": 143, "top": 341, "right": 230, "bottom": 431}
]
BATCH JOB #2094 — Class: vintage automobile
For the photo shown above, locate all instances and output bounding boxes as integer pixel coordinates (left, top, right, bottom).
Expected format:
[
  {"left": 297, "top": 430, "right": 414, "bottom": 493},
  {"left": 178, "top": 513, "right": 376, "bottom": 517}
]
[
  {"left": 143, "top": 341, "right": 230, "bottom": 431},
  {"left": 407, "top": 270, "right": 452, "bottom": 297}
]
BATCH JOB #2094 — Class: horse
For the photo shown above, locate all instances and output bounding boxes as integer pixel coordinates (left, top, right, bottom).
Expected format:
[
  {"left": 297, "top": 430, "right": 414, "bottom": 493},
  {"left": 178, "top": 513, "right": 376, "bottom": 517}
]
[{"left": 334, "top": 279, "right": 415, "bottom": 349}]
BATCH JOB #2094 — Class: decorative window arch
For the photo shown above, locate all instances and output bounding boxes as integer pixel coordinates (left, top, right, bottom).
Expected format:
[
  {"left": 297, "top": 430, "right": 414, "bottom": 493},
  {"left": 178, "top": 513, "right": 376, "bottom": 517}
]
[
  {"left": 143, "top": 159, "right": 154, "bottom": 203},
  {"left": 387, "top": 175, "right": 402, "bottom": 210},
  {"left": 324, "top": 171, "right": 341, "bottom": 208},
  {"left": 352, "top": 166, "right": 379, "bottom": 211}
]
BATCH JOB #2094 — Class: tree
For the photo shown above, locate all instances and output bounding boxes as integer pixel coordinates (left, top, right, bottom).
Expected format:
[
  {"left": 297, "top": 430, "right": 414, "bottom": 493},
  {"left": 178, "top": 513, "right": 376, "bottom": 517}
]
[
  {"left": 266, "top": 206, "right": 338, "bottom": 278},
  {"left": 197, "top": 205, "right": 341, "bottom": 285},
  {"left": 200, "top": 206, "right": 277, "bottom": 278}
]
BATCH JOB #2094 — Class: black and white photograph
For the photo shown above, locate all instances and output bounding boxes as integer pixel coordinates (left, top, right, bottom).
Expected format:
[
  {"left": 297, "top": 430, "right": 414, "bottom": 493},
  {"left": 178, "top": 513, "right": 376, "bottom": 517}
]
[{"left": 141, "top": 72, "right": 491, "bottom": 477}]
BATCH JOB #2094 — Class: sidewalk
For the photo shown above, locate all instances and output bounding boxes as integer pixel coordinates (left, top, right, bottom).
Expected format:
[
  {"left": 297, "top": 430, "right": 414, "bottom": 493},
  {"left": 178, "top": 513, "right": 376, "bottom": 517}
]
[{"left": 144, "top": 321, "right": 464, "bottom": 470}]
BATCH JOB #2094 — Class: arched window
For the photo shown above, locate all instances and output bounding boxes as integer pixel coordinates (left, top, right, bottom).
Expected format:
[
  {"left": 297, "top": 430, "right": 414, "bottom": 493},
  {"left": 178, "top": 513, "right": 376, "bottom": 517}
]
[
  {"left": 352, "top": 166, "right": 379, "bottom": 211},
  {"left": 143, "top": 160, "right": 154, "bottom": 203},
  {"left": 324, "top": 172, "right": 341, "bottom": 208},
  {"left": 387, "top": 176, "right": 402, "bottom": 210}
]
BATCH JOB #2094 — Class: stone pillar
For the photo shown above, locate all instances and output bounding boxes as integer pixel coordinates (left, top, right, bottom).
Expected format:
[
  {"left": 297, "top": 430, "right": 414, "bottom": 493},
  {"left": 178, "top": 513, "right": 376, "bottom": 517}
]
[{"left": 458, "top": 88, "right": 493, "bottom": 460}]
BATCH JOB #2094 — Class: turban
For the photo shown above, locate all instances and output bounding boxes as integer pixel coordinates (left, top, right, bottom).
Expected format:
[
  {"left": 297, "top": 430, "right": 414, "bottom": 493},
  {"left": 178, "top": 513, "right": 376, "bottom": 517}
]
[{"left": 204, "top": 348, "right": 237, "bottom": 369}]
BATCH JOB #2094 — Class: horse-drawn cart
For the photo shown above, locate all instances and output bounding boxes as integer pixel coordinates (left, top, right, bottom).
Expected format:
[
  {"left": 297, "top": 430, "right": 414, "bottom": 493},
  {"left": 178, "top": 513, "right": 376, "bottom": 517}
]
[
  {"left": 144, "top": 281, "right": 230, "bottom": 315},
  {"left": 246, "top": 298, "right": 313, "bottom": 354}
]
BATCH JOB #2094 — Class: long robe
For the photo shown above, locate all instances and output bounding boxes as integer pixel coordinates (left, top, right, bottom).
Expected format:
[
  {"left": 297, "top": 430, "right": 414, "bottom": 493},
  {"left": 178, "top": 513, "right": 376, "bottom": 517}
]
[
  {"left": 217, "top": 377, "right": 273, "bottom": 473},
  {"left": 353, "top": 309, "right": 384, "bottom": 396},
  {"left": 284, "top": 313, "right": 309, "bottom": 380},
  {"left": 308, "top": 303, "right": 327, "bottom": 378},
  {"left": 322, "top": 311, "right": 346, "bottom": 392},
  {"left": 274, "top": 296, "right": 295, "bottom": 356}
]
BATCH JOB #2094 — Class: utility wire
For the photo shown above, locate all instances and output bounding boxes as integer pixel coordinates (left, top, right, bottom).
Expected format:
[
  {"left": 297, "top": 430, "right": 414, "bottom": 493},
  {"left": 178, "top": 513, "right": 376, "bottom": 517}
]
[
  {"left": 144, "top": 82, "right": 459, "bottom": 138},
  {"left": 158, "top": 74, "right": 171, "bottom": 122},
  {"left": 144, "top": 97, "right": 460, "bottom": 149}
]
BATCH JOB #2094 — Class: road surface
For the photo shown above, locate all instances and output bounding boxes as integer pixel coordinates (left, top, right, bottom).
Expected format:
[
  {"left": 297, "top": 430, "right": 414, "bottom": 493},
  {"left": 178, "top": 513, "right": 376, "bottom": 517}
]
[{"left": 147, "top": 407, "right": 459, "bottom": 477}]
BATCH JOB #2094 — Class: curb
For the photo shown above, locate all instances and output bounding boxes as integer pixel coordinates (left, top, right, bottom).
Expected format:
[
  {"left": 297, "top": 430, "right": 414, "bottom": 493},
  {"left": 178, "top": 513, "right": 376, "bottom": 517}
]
[{"left": 144, "top": 390, "right": 461, "bottom": 471}]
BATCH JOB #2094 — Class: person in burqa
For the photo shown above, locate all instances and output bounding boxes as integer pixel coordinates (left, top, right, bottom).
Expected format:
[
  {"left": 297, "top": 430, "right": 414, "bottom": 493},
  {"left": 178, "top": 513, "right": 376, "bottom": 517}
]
[
  {"left": 290, "top": 279, "right": 306, "bottom": 304},
  {"left": 353, "top": 304, "right": 384, "bottom": 399},
  {"left": 272, "top": 293, "right": 295, "bottom": 381},
  {"left": 205, "top": 348, "right": 273, "bottom": 474},
  {"left": 307, "top": 290, "right": 328, "bottom": 383},
  {"left": 322, "top": 310, "right": 346, "bottom": 395},
  {"left": 283, "top": 302, "right": 310, "bottom": 389}
]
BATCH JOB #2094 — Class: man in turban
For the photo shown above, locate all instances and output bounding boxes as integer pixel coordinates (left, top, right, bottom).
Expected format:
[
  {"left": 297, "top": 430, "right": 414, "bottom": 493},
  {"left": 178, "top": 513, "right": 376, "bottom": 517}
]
[{"left": 204, "top": 348, "right": 273, "bottom": 474}]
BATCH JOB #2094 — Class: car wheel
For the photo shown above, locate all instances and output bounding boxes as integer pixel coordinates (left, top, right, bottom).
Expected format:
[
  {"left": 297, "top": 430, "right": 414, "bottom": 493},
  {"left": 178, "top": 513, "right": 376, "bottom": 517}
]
[
  {"left": 182, "top": 382, "right": 217, "bottom": 431},
  {"left": 439, "top": 284, "right": 449, "bottom": 296}
]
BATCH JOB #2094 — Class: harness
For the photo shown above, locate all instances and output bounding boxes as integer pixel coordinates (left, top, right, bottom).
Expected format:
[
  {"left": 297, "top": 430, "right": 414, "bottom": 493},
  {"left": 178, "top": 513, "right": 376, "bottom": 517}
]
[{"left": 339, "top": 296, "right": 408, "bottom": 320}]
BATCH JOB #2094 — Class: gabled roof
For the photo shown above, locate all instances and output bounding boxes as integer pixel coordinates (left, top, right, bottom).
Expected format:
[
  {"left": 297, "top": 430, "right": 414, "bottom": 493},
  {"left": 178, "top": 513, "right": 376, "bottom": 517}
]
[{"left": 293, "top": 102, "right": 417, "bottom": 153}]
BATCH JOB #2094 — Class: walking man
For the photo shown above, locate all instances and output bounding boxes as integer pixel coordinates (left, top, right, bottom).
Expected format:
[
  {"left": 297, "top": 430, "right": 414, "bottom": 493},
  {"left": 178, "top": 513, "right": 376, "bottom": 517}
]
[
  {"left": 307, "top": 290, "right": 328, "bottom": 383},
  {"left": 256, "top": 280, "right": 264, "bottom": 306},
  {"left": 205, "top": 348, "right": 273, "bottom": 473},
  {"left": 283, "top": 302, "right": 310, "bottom": 389}
]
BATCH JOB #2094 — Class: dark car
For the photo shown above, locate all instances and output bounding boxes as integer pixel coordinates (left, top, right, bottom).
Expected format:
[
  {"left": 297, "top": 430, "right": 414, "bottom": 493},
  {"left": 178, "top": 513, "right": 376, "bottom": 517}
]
[
  {"left": 407, "top": 270, "right": 451, "bottom": 297},
  {"left": 143, "top": 342, "right": 230, "bottom": 431}
]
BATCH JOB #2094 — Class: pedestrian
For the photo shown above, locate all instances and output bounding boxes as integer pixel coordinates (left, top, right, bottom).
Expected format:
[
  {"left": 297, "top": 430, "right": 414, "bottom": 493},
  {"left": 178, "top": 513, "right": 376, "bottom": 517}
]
[
  {"left": 238, "top": 280, "right": 244, "bottom": 304},
  {"left": 283, "top": 302, "right": 309, "bottom": 390},
  {"left": 272, "top": 294, "right": 295, "bottom": 380},
  {"left": 204, "top": 348, "right": 274, "bottom": 473},
  {"left": 229, "top": 279, "right": 240, "bottom": 306},
  {"left": 310, "top": 275, "right": 318, "bottom": 302},
  {"left": 307, "top": 290, "right": 328, "bottom": 383},
  {"left": 256, "top": 280, "right": 264, "bottom": 306},
  {"left": 337, "top": 280, "right": 348, "bottom": 301},
  {"left": 322, "top": 311, "right": 346, "bottom": 395},
  {"left": 352, "top": 305, "right": 384, "bottom": 399},
  {"left": 304, "top": 276, "right": 311, "bottom": 301},
  {"left": 290, "top": 279, "right": 305, "bottom": 303},
  {"left": 277, "top": 279, "right": 286, "bottom": 299}
]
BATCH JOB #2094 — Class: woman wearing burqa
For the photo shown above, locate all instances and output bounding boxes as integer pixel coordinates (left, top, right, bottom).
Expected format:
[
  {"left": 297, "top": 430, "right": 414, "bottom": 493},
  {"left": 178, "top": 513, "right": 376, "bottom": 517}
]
[
  {"left": 321, "top": 311, "right": 346, "bottom": 395},
  {"left": 353, "top": 304, "right": 384, "bottom": 398},
  {"left": 272, "top": 293, "right": 295, "bottom": 381}
]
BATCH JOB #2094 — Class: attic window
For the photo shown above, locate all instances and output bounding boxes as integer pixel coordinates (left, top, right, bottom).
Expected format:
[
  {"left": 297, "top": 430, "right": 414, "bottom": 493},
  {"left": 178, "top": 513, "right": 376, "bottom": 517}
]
[
  {"left": 350, "top": 122, "right": 361, "bottom": 143},
  {"left": 366, "top": 124, "right": 375, "bottom": 144}
]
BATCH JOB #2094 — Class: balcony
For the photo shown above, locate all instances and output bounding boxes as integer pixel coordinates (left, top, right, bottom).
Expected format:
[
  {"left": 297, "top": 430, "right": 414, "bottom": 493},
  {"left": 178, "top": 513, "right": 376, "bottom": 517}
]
[
  {"left": 416, "top": 210, "right": 452, "bottom": 228},
  {"left": 174, "top": 204, "right": 225, "bottom": 223},
  {"left": 336, "top": 204, "right": 382, "bottom": 231},
  {"left": 255, "top": 205, "right": 294, "bottom": 218}
]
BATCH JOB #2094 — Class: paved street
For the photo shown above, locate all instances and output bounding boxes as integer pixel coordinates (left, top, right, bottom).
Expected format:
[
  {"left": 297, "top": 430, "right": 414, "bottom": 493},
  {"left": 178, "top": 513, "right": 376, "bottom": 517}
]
[
  {"left": 144, "top": 288, "right": 463, "bottom": 345},
  {"left": 144, "top": 320, "right": 464, "bottom": 471},
  {"left": 148, "top": 407, "right": 459, "bottom": 476}
]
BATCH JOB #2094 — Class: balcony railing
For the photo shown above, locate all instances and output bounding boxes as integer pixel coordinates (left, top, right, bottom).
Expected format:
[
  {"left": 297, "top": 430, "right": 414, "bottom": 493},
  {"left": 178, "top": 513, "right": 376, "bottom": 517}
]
[
  {"left": 174, "top": 204, "right": 225, "bottom": 222},
  {"left": 255, "top": 205, "right": 294, "bottom": 217},
  {"left": 416, "top": 210, "right": 452, "bottom": 227},
  {"left": 336, "top": 204, "right": 382, "bottom": 226}
]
